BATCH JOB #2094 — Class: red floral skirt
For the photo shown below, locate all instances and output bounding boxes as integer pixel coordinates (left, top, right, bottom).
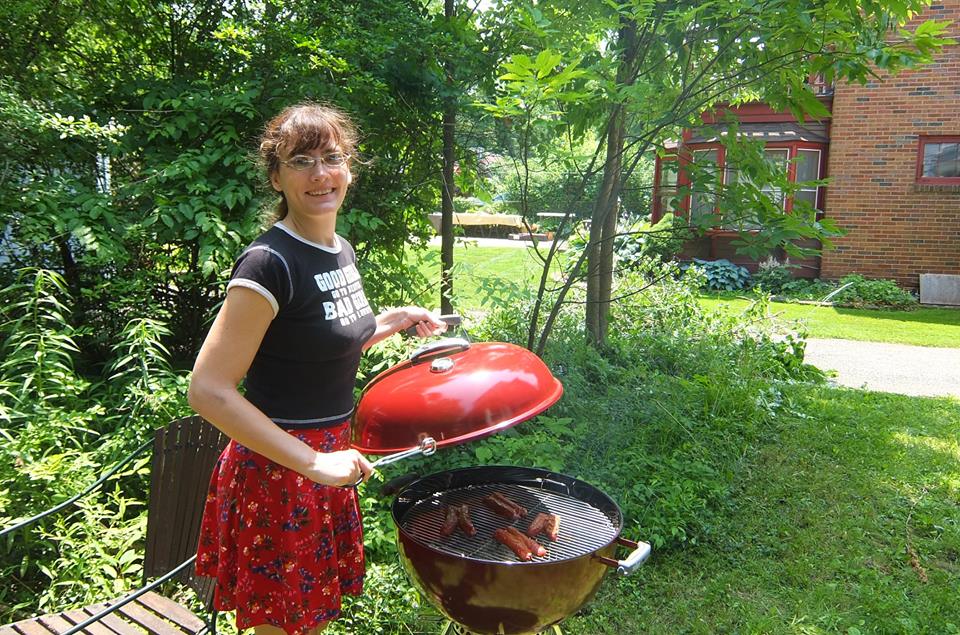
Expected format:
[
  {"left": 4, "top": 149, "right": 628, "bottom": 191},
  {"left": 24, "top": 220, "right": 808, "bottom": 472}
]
[{"left": 196, "top": 423, "right": 364, "bottom": 635}]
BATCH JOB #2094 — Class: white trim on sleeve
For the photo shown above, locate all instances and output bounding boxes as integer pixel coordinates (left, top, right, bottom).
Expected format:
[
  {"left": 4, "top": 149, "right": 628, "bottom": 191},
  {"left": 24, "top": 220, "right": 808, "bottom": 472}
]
[{"left": 227, "top": 279, "right": 280, "bottom": 317}]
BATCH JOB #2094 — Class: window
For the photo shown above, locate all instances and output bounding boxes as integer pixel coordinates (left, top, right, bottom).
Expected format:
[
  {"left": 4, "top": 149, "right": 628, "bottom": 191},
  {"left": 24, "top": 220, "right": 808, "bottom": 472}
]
[
  {"left": 652, "top": 141, "right": 829, "bottom": 229},
  {"left": 723, "top": 148, "right": 788, "bottom": 229},
  {"left": 759, "top": 149, "right": 789, "bottom": 211},
  {"left": 808, "top": 72, "right": 834, "bottom": 96},
  {"left": 656, "top": 158, "right": 679, "bottom": 216},
  {"left": 917, "top": 137, "right": 960, "bottom": 184},
  {"left": 689, "top": 150, "right": 720, "bottom": 222},
  {"left": 793, "top": 149, "right": 822, "bottom": 217}
]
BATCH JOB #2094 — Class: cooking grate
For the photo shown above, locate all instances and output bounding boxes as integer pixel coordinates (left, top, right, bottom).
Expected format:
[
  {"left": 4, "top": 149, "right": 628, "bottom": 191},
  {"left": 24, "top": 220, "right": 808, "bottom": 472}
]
[{"left": 398, "top": 482, "right": 619, "bottom": 564}]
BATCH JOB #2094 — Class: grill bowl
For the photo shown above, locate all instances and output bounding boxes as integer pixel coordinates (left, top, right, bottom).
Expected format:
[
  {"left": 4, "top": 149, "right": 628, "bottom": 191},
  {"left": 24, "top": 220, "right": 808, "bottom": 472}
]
[{"left": 392, "top": 466, "right": 625, "bottom": 635}]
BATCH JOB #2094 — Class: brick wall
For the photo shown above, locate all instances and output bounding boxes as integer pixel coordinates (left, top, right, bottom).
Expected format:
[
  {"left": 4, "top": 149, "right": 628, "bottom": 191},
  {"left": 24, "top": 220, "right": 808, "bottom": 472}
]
[{"left": 821, "top": 1, "right": 960, "bottom": 289}]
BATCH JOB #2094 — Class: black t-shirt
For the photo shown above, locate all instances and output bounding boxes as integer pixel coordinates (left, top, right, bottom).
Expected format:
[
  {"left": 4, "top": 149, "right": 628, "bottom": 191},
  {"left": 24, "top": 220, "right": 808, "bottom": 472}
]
[{"left": 227, "top": 222, "right": 377, "bottom": 428}]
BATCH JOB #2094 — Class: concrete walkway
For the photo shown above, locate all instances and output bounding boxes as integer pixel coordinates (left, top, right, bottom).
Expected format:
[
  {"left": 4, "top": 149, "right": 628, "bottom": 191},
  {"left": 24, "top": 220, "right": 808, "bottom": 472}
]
[{"left": 804, "top": 338, "right": 960, "bottom": 398}]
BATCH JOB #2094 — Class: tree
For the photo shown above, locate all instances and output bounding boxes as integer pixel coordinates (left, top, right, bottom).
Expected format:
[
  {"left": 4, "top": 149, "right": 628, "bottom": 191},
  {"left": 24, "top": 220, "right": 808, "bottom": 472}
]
[
  {"left": 0, "top": 0, "right": 451, "bottom": 363},
  {"left": 480, "top": 0, "right": 950, "bottom": 350},
  {"left": 440, "top": 0, "right": 458, "bottom": 315}
]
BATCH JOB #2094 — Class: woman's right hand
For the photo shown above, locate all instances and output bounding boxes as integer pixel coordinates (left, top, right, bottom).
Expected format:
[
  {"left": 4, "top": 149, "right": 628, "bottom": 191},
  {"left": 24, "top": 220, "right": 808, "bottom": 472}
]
[{"left": 306, "top": 449, "right": 374, "bottom": 487}]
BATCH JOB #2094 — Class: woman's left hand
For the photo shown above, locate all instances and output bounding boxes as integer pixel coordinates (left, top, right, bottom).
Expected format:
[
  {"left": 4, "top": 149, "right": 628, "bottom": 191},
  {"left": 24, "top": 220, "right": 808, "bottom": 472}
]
[
  {"left": 403, "top": 307, "right": 448, "bottom": 338},
  {"left": 365, "top": 306, "right": 450, "bottom": 350}
]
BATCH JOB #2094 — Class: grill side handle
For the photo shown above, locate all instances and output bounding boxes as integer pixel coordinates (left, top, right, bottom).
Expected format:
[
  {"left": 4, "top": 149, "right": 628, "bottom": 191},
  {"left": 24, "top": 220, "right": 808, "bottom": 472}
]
[{"left": 593, "top": 536, "right": 651, "bottom": 575}]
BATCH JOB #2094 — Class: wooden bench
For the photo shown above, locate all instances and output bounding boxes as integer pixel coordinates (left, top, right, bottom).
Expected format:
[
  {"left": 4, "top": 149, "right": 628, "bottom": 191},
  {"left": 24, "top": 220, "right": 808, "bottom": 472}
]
[{"left": 1, "top": 416, "right": 227, "bottom": 635}]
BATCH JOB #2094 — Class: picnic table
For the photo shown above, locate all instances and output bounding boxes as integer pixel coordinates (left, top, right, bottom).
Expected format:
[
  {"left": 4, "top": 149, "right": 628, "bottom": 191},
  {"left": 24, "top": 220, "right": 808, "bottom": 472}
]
[{"left": 426, "top": 212, "right": 526, "bottom": 233}]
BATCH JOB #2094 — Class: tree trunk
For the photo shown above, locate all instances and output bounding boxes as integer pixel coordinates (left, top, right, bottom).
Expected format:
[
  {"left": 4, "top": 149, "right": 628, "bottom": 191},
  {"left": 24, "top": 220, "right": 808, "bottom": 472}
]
[
  {"left": 440, "top": 0, "right": 456, "bottom": 315},
  {"left": 585, "top": 18, "right": 637, "bottom": 346},
  {"left": 585, "top": 110, "right": 625, "bottom": 346}
]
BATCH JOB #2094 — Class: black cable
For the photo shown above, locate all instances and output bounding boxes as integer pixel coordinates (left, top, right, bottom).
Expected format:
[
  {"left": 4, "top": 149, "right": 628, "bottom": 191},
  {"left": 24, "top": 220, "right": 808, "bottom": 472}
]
[{"left": 0, "top": 437, "right": 154, "bottom": 539}]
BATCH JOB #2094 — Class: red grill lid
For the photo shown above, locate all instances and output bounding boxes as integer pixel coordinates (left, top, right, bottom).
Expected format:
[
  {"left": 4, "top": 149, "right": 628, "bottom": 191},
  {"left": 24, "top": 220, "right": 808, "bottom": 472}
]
[{"left": 352, "top": 339, "right": 563, "bottom": 454}]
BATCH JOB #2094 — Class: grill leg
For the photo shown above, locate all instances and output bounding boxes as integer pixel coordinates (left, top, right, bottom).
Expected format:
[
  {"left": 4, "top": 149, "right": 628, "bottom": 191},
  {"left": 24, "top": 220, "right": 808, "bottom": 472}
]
[{"left": 440, "top": 623, "right": 562, "bottom": 635}]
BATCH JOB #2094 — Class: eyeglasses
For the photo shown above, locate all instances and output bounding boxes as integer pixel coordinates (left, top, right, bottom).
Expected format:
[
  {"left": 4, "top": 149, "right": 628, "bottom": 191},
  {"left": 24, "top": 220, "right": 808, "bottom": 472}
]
[{"left": 279, "top": 152, "right": 350, "bottom": 171}]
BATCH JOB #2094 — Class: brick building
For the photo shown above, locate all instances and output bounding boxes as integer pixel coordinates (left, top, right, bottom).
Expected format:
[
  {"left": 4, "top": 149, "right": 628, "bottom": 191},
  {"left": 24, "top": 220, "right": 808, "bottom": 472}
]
[{"left": 652, "top": 1, "right": 960, "bottom": 290}]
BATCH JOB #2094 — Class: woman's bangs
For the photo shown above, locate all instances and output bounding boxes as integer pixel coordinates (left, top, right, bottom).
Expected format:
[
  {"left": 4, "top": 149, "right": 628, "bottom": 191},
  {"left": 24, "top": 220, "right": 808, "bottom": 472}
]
[{"left": 281, "top": 113, "right": 342, "bottom": 157}]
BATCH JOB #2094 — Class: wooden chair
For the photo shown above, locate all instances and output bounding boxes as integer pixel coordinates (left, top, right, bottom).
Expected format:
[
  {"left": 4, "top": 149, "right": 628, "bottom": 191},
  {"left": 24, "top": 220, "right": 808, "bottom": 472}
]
[{"left": 1, "top": 415, "right": 228, "bottom": 635}]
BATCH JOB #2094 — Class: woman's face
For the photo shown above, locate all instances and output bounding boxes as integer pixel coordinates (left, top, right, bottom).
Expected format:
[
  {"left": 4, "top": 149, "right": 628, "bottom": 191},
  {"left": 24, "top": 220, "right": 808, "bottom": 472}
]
[{"left": 270, "top": 143, "right": 353, "bottom": 221}]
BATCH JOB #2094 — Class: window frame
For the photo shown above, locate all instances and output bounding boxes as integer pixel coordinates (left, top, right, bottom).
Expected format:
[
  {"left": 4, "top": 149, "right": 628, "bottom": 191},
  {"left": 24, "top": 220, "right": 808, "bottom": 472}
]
[
  {"left": 652, "top": 154, "right": 680, "bottom": 219},
  {"left": 688, "top": 148, "right": 722, "bottom": 223},
  {"left": 788, "top": 146, "right": 826, "bottom": 217},
  {"left": 652, "top": 141, "right": 828, "bottom": 231},
  {"left": 916, "top": 135, "right": 960, "bottom": 185}
]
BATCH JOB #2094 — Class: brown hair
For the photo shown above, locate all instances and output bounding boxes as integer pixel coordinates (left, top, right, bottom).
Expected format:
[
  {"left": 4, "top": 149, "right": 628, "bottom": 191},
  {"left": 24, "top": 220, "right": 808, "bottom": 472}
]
[{"left": 259, "top": 103, "right": 359, "bottom": 222}]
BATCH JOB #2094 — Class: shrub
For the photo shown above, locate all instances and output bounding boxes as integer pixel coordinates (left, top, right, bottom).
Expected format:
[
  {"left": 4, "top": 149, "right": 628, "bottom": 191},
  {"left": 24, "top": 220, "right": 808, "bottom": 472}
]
[
  {"left": 830, "top": 273, "right": 918, "bottom": 310},
  {"left": 751, "top": 257, "right": 795, "bottom": 293},
  {"left": 777, "top": 277, "right": 836, "bottom": 300},
  {"left": 0, "top": 269, "right": 186, "bottom": 622},
  {"left": 616, "top": 213, "right": 692, "bottom": 268},
  {"left": 685, "top": 258, "right": 752, "bottom": 291},
  {"left": 1, "top": 261, "right": 826, "bottom": 627},
  {"left": 397, "top": 265, "right": 823, "bottom": 557}
]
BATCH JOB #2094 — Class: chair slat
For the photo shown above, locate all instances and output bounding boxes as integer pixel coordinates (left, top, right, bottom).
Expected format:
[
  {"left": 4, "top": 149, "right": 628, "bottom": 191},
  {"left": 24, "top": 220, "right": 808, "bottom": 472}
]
[
  {"left": 4, "top": 619, "right": 56, "bottom": 635},
  {"left": 116, "top": 599, "right": 190, "bottom": 635},
  {"left": 60, "top": 608, "right": 120, "bottom": 635},
  {"left": 77, "top": 607, "right": 143, "bottom": 635},
  {"left": 132, "top": 594, "right": 204, "bottom": 634},
  {"left": 36, "top": 613, "right": 78, "bottom": 635}
]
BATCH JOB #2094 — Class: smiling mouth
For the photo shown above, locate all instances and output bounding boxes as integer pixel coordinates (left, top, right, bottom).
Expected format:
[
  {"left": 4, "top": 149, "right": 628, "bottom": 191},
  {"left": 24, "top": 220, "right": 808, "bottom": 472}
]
[{"left": 307, "top": 188, "right": 334, "bottom": 196}]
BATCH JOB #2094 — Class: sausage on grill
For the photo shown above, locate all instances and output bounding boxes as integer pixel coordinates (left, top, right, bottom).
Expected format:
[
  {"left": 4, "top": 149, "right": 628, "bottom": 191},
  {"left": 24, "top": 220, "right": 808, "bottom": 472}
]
[
  {"left": 491, "top": 492, "right": 528, "bottom": 518},
  {"left": 543, "top": 513, "right": 560, "bottom": 541},
  {"left": 483, "top": 494, "right": 522, "bottom": 519},
  {"left": 440, "top": 505, "right": 460, "bottom": 536},
  {"left": 525, "top": 513, "right": 547, "bottom": 538},
  {"left": 456, "top": 504, "right": 477, "bottom": 536},
  {"left": 493, "top": 527, "right": 532, "bottom": 561},
  {"left": 526, "top": 512, "right": 560, "bottom": 541},
  {"left": 508, "top": 526, "right": 547, "bottom": 557}
]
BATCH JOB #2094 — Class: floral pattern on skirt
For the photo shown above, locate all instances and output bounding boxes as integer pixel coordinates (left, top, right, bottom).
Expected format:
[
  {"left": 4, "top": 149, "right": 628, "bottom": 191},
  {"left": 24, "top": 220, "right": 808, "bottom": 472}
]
[{"left": 196, "top": 422, "right": 364, "bottom": 635}]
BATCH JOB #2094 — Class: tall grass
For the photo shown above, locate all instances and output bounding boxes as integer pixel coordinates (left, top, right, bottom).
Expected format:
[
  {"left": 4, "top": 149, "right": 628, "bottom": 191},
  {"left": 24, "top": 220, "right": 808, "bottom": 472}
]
[{"left": 0, "top": 269, "right": 187, "bottom": 620}]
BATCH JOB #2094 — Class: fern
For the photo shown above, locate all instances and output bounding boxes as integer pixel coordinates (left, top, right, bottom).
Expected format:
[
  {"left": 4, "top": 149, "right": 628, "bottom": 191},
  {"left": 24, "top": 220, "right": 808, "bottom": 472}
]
[
  {"left": 0, "top": 268, "right": 87, "bottom": 419},
  {"left": 100, "top": 317, "right": 186, "bottom": 452}
]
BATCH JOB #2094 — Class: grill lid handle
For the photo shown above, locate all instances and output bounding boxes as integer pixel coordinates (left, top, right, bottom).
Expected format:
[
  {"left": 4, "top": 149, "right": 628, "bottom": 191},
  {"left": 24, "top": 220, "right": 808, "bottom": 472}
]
[
  {"left": 352, "top": 437, "right": 437, "bottom": 487},
  {"left": 409, "top": 338, "right": 470, "bottom": 364},
  {"left": 595, "top": 536, "right": 652, "bottom": 575}
]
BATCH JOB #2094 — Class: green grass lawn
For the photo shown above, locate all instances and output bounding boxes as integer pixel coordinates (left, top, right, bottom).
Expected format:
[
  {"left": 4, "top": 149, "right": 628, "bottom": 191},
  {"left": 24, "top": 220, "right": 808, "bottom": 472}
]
[
  {"left": 413, "top": 245, "right": 960, "bottom": 347},
  {"left": 405, "top": 246, "right": 960, "bottom": 632},
  {"left": 698, "top": 293, "right": 960, "bottom": 348},
  {"left": 414, "top": 244, "right": 556, "bottom": 310},
  {"left": 565, "top": 386, "right": 960, "bottom": 634}
]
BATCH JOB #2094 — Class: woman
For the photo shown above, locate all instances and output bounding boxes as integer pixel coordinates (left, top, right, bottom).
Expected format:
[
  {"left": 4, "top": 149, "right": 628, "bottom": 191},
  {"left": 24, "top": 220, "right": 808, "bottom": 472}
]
[{"left": 189, "top": 103, "right": 446, "bottom": 635}]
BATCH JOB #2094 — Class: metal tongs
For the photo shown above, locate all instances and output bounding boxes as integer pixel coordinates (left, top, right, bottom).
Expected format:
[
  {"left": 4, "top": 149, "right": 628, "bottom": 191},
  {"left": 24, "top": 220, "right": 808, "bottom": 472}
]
[
  {"left": 404, "top": 314, "right": 464, "bottom": 337},
  {"left": 353, "top": 436, "right": 437, "bottom": 487}
]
